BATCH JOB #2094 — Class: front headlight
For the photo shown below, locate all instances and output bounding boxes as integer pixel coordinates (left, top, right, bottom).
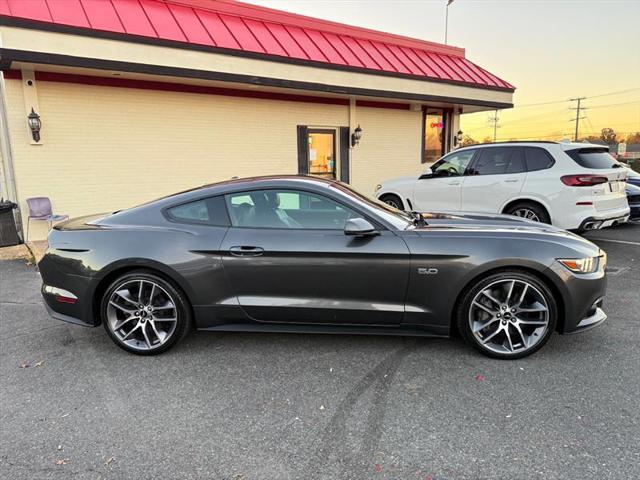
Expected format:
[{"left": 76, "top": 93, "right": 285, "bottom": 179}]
[{"left": 558, "top": 253, "right": 605, "bottom": 274}]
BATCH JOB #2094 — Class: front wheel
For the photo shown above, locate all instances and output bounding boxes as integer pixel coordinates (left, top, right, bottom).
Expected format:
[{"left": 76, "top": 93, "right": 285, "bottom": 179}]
[
  {"left": 379, "top": 194, "right": 404, "bottom": 210},
  {"left": 101, "top": 271, "right": 191, "bottom": 355},
  {"left": 456, "top": 271, "right": 557, "bottom": 359}
]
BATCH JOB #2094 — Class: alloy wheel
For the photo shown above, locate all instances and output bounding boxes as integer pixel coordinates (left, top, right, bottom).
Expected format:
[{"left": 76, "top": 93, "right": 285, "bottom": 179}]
[
  {"left": 512, "top": 208, "right": 541, "bottom": 222},
  {"left": 383, "top": 198, "right": 401, "bottom": 209},
  {"left": 106, "top": 279, "right": 178, "bottom": 351},
  {"left": 468, "top": 278, "right": 550, "bottom": 355}
]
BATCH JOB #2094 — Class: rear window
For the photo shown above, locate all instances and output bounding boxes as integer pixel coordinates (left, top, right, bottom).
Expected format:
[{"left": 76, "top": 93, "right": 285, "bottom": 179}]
[{"left": 566, "top": 148, "right": 617, "bottom": 169}]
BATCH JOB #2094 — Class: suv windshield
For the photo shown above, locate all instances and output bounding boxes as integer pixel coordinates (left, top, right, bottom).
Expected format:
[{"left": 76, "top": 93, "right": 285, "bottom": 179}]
[{"left": 566, "top": 148, "right": 617, "bottom": 169}]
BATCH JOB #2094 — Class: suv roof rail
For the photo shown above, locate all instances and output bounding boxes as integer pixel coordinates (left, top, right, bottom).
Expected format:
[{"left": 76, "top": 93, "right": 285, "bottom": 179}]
[{"left": 462, "top": 141, "right": 559, "bottom": 146}]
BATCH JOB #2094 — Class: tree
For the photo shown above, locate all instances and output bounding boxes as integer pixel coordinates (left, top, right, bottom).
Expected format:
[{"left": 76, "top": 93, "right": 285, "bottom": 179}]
[
  {"left": 481, "top": 136, "right": 493, "bottom": 144},
  {"left": 624, "top": 132, "right": 640, "bottom": 144},
  {"left": 600, "top": 128, "right": 616, "bottom": 145},
  {"left": 580, "top": 135, "right": 602, "bottom": 144},
  {"left": 460, "top": 135, "right": 478, "bottom": 147}
]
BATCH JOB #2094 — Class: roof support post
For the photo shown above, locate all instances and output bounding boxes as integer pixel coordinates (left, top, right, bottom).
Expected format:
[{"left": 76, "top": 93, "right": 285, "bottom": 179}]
[{"left": 0, "top": 70, "right": 23, "bottom": 239}]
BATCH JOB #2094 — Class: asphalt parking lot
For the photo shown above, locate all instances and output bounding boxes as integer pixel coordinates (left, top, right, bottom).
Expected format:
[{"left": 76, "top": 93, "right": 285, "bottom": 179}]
[{"left": 1, "top": 223, "right": 638, "bottom": 480}]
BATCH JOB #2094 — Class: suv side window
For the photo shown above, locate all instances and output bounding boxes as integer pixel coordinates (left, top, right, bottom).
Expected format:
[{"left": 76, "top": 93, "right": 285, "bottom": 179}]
[
  {"left": 166, "top": 196, "right": 229, "bottom": 226},
  {"left": 524, "top": 147, "right": 556, "bottom": 171},
  {"left": 470, "top": 147, "right": 525, "bottom": 175},
  {"left": 225, "top": 189, "right": 358, "bottom": 230},
  {"left": 428, "top": 149, "right": 476, "bottom": 177}
]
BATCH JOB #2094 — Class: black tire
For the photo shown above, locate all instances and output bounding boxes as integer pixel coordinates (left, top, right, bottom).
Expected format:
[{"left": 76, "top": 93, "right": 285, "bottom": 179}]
[
  {"left": 101, "top": 270, "right": 191, "bottom": 355},
  {"left": 379, "top": 194, "right": 404, "bottom": 210},
  {"left": 505, "top": 202, "right": 550, "bottom": 224},
  {"left": 456, "top": 270, "right": 557, "bottom": 360}
]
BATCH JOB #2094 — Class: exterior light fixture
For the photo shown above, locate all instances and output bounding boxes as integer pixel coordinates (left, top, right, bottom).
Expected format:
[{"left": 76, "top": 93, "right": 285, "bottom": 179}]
[
  {"left": 351, "top": 124, "right": 363, "bottom": 147},
  {"left": 27, "top": 108, "right": 42, "bottom": 142},
  {"left": 454, "top": 129, "right": 463, "bottom": 147}
]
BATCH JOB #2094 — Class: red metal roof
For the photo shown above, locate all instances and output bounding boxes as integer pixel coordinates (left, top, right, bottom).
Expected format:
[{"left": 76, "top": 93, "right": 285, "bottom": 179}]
[{"left": 0, "top": 0, "right": 514, "bottom": 91}]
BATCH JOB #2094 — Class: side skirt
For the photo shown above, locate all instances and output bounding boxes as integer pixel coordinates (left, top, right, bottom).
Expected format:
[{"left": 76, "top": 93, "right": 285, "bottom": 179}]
[{"left": 197, "top": 322, "right": 449, "bottom": 338}]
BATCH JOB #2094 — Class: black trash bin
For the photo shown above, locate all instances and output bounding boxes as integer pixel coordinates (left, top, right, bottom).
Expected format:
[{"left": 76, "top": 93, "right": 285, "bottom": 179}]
[{"left": 0, "top": 200, "right": 20, "bottom": 247}]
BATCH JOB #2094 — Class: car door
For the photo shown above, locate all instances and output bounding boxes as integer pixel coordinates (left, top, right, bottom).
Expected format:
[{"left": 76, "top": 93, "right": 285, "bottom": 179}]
[
  {"left": 461, "top": 147, "right": 527, "bottom": 213},
  {"left": 412, "top": 149, "right": 477, "bottom": 212},
  {"left": 220, "top": 188, "right": 410, "bottom": 325}
]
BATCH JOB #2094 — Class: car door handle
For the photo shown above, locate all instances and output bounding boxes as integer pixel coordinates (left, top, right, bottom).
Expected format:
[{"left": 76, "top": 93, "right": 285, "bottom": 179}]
[
  {"left": 229, "top": 246, "right": 264, "bottom": 257},
  {"left": 448, "top": 180, "right": 461, "bottom": 185},
  {"left": 504, "top": 178, "right": 520, "bottom": 183}
]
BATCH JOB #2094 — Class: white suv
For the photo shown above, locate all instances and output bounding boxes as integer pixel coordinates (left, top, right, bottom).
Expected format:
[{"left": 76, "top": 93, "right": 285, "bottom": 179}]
[{"left": 375, "top": 142, "right": 630, "bottom": 231}]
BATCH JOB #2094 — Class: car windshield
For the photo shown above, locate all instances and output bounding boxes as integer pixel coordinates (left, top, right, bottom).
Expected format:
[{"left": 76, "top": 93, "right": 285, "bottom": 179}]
[{"left": 328, "top": 182, "right": 413, "bottom": 229}]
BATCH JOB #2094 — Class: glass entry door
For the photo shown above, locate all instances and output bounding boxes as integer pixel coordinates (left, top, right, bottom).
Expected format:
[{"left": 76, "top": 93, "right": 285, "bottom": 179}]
[
  {"left": 308, "top": 129, "right": 336, "bottom": 180},
  {"left": 424, "top": 109, "right": 445, "bottom": 164}
]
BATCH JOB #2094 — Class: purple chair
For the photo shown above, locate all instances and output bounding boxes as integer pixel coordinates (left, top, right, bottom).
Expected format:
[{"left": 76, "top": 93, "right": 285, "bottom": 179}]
[{"left": 25, "top": 197, "right": 68, "bottom": 242}]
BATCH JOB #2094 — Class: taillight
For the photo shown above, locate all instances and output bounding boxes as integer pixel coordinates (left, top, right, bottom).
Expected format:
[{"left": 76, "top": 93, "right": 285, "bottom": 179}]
[{"left": 561, "top": 175, "right": 609, "bottom": 186}]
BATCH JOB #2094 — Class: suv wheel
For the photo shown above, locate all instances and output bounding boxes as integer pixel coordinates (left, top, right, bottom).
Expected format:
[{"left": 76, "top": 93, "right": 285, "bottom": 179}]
[
  {"left": 505, "top": 202, "right": 550, "bottom": 224},
  {"left": 457, "top": 271, "right": 557, "bottom": 359},
  {"left": 379, "top": 194, "right": 404, "bottom": 210}
]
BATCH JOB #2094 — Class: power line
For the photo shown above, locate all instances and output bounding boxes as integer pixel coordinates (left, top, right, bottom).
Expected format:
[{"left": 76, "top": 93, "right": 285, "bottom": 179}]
[
  {"left": 513, "top": 87, "right": 640, "bottom": 108},
  {"left": 587, "top": 99, "right": 640, "bottom": 109},
  {"left": 587, "top": 87, "right": 640, "bottom": 99}
]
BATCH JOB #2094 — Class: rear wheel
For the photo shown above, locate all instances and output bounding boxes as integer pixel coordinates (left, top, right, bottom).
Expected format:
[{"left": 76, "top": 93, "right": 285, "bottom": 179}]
[
  {"left": 101, "top": 271, "right": 190, "bottom": 355},
  {"left": 456, "top": 271, "right": 557, "bottom": 359},
  {"left": 379, "top": 194, "right": 404, "bottom": 210},
  {"left": 505, "top": 202, "right": 550, "bottom": 224}
]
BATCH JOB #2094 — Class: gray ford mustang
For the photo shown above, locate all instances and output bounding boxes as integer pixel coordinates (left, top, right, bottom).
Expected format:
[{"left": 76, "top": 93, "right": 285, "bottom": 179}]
[{"left": 39, "top": 176, "right": 608, "bottom": 359}]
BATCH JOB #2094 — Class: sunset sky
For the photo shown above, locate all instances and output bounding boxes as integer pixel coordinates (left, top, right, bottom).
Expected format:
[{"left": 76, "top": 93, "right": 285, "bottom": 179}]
[{"left": 248, "top": 0, "right": 640, "bottom": 142}]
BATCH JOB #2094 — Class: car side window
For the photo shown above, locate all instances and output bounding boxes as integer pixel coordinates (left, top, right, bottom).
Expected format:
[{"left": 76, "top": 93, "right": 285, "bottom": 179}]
[
  {"left": 166, "top": 196, "right": 229, "bottom": 226},
  {"left": 525, "top": 147, "right": 556, "bottom": 171},
  {"left": 470, "top": 147, "right": 525, "bottom": 176},
  {"left": 225, "top": 189, "right": 359, "bottom": 230},
  {"left": 430, "top": 149, "right": 476, "bottom": 177}
]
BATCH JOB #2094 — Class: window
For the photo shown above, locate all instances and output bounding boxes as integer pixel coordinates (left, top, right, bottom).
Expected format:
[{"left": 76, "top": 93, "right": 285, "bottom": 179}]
[
  {"left": 423, "top": 108, "right": 447, "bottom": 163},
  {"left": 166, "top": 196, "right": 229, "bottom": 226},
  {"left": 469, "top": 147, "right": 525, "bottom": 176},
  {"left": 565, "top": 148, "right": 617, "bottom": 169},
  {"left": 429, "top": 149, "right": 476, "bottom": 177},
  {"left": 524, "top": 147, "right": 555, "bottom": 171},
  {"left": 225, "top": 189, "right": 359, "bottom": 230},
  {"left": 308, "top": 130, "right": 337, "bottom": 180}
]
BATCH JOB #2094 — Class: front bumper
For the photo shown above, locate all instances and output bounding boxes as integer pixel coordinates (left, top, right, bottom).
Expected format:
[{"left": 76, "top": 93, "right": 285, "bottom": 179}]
[
  {"left": 546, "top": 262, "right": 608, "bottom": 334},
  {"left": 565, "top": 298, "right": 607, "bottom": 334}
]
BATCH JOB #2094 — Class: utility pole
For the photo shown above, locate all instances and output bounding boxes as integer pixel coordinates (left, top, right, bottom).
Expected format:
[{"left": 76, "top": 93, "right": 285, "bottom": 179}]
[
  {"left": 488, "top": 110, "right": 500, "bottom": 142},
  {"left": 569, "top": 97, "right": 587, "bottom": 141},
  {"left": 445, "top": 0, "right": 454, "bottom": 45}
]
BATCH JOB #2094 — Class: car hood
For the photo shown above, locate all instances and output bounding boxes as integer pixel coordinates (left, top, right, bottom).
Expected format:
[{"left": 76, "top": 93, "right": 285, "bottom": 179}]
[
  {"left": 415, "top": 211, "right": 562, "bottom": 230},
  {"left": 409, "top": 211, "right": 600, "bottom": 255},
  {"left": 380, "top": 175, "right": 418, "bottom": 186}
]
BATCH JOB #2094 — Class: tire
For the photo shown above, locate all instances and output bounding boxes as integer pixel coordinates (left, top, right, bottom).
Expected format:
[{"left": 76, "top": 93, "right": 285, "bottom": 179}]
[
  {"left": 456, "top": 270, "right": 557, "bottom": 360},
  {"left": 101, "top": 270, "right": 191, "bottom": 355},
  {"left": 505, "top": 202, "right": 550, "bottom": 224},
  {"left": 379, "top": 194, "right": 404, "bottom": 210}
]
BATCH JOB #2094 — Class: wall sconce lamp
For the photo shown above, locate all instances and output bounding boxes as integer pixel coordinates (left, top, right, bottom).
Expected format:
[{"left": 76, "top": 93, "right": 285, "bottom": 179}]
[
  {"left": 27, "top": 108, "right": 42, "bottom": 142},
  {"left": 351, "top": 124, "right": 363, "bottom": 147},
  {"left": 453, "top": 129, "right": 463, "bottom": 147}
]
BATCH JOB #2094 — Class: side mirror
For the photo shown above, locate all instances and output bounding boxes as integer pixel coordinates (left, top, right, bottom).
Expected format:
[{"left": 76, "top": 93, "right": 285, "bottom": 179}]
[
  {"left": 419, "top": 167, "right": 433, "bottom": 180},
  {"left": 344, "top": 218, "right": 378, "bottom": 237}
]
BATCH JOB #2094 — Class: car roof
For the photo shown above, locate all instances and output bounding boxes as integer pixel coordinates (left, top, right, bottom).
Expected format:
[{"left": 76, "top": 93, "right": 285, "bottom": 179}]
[{"left": 155, "top": 175, "right": 338, "bottom": 201}]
